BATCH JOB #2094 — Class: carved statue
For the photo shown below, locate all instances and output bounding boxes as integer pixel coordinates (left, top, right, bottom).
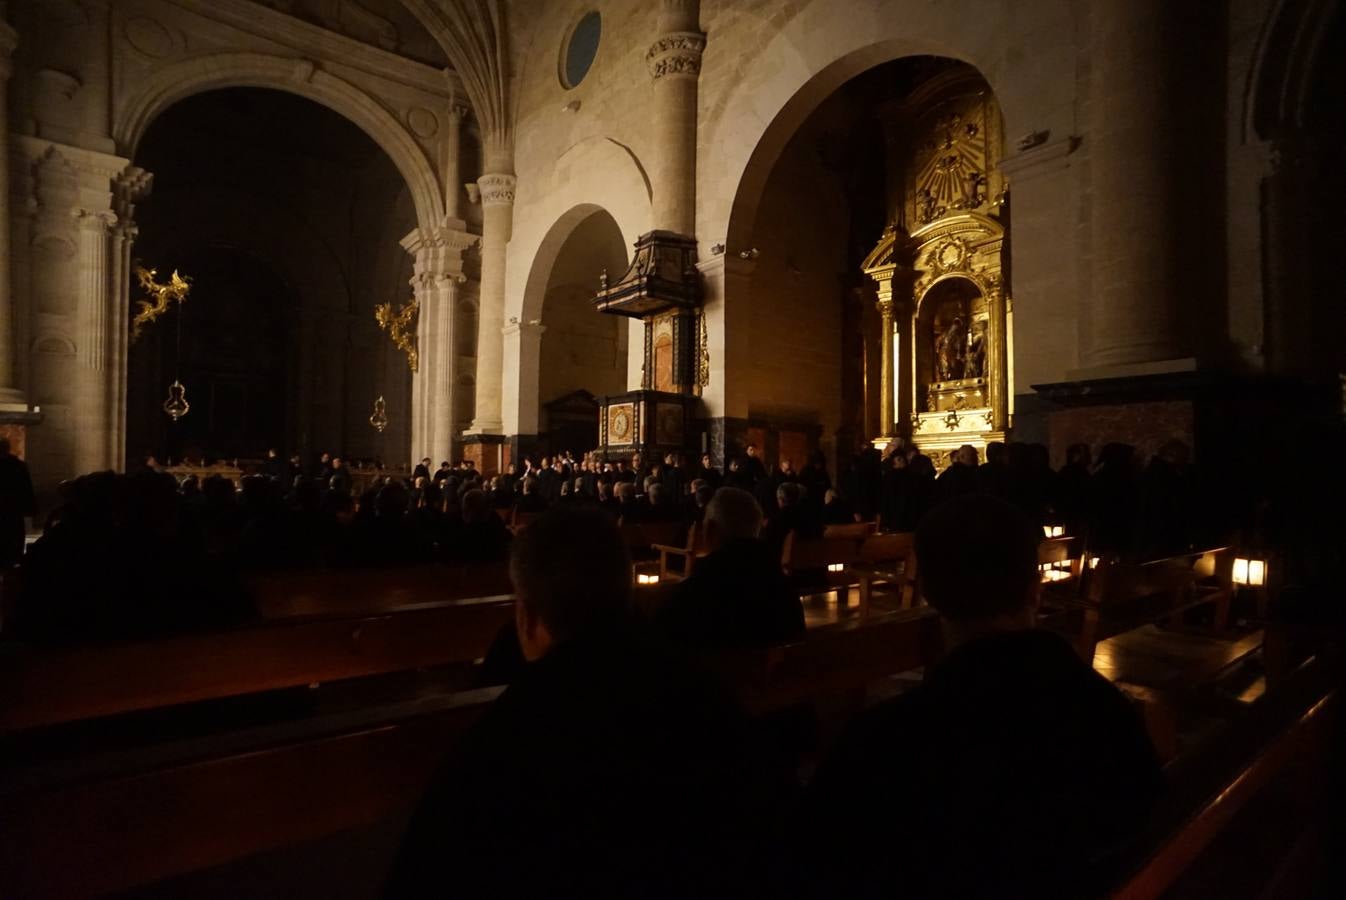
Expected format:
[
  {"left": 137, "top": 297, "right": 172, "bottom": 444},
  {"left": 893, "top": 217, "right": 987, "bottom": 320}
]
[
  {"left": 935, "top": 315, "right": 966, "bottom": 382},
  {"left": 964, "top": 319, "right": 987, "bottom": 379}
]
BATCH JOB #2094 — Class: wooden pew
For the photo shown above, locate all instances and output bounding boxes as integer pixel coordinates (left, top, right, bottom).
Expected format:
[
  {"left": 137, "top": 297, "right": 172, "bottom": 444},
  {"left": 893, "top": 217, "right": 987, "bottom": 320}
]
[
  {"left": 0, "top": 687, "right": 502, "bottom": 900},
  {"left": 780, "top": 531, "right": 865, "bottom": 596},
  {"left": 1063, "top": 550, "right": 1234, "bottom": 664},
  {"left": 853, "top": 532, "right": 919, "bottom": 616},
  {"left": 247, "top": 562, "right": 511, "bottom": 619},
  {"left": 0, "top": 609, "right": 942, "bottom": 900},
  {"left": 0, "top": 593, "right": 514, "bottom": 733},
  {"left": 651, "top": 522, "right": 706, "bottom": 582},
  {"left": 1103, "top": 655, "right": 1340, "bottom": 899}
]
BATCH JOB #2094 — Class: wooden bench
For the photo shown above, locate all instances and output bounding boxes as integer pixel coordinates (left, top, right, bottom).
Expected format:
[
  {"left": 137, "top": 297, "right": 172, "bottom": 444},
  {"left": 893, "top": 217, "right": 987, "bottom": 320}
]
[
  {"left": 1103, "top": 654, "right": 1340, "bottom": 899},
  {"left": 0, "top": 609, "right": 943, "bottom": 899},
  {"left": 780, "top": 531, "right": 865, "bottom": 597},
  {"left": 651, "top": 522, "right": 706, "bottom": 582},
  {"left": 852, "top": 532, "right": 919, "bottom": 616},
  {"left": 0, "top": 593, "right": 514, "bottom": 733},
  {"left": 821, "top": 521, "right": 878, "bottom": 541},
  {"left": 1061, "top": 551, "right": 1234, "bottom": 664}
]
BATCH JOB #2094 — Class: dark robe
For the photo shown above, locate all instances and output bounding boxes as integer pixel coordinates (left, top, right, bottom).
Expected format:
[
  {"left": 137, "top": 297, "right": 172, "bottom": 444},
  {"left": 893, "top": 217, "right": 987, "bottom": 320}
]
[
  {"left": 388, "top": 622, "right": 794, "bottom": 900},
  {"left": 657, "top": 538, "right": 805, "bottom": 650},
  {"left": 935, "top": 460, "right": 979, "bottom": 504},
  {"left": 801, "top": 628, "right": 1163, "bottom": 899},
  {"left": 0, "top": 451, "right": 35, "bottom": 566}
]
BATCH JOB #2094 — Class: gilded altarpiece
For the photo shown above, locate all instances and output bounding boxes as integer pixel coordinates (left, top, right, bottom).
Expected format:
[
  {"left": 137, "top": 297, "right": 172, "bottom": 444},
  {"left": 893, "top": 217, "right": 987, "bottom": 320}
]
[{"left": 863, "top": 74, "right": 1011, "bottom": 467}]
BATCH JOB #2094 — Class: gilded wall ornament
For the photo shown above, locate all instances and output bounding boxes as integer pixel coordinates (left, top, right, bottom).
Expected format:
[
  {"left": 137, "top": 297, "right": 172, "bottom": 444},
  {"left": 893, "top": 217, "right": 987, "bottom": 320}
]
[
  {"left": 131, "top": 265, "right": 192, "bottom": 342},
  {"left": 375, "top": 297, "right": 419, "bottom": 372}
]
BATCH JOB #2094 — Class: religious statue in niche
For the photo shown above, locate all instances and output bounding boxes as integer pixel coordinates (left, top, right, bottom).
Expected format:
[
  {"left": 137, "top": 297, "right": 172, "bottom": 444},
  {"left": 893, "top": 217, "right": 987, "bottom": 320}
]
[
  {"left": 935, "top": 315, "right": 967, "bottom": 382},
  {"left": 964, "top": 318, "right": 987, "bottom": 380}
]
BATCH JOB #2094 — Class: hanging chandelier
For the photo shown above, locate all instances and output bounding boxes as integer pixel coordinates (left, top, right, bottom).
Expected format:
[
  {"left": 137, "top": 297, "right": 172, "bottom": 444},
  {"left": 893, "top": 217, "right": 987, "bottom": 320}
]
[
  {"left": 163, "top": 380, "right": 190, "bottom": 421},
  {"left": 369, "top": 395, "right": 388, "bottom": 433}
]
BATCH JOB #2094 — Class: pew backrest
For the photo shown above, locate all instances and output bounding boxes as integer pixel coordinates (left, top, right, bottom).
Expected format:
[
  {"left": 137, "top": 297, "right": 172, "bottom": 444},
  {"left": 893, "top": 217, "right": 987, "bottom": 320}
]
[
  {"left": 822, "top": 521, "right": 878, "bottom": 540},
  {"left": 780, "top": 532, "right": 863, "bottom": 575},
  {"left": 0, "top": 594, "right": 514, "bottom": 732}
]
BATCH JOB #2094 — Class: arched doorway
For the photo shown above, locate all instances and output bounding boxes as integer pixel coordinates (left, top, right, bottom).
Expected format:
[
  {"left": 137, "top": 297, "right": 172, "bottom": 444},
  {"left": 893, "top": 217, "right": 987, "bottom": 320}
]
[
  {"left": 722, "top": 56, "right": 1010, "bottom": 472},
  {"left": 534, "top": 208, "right": 630, "bottom": 457},
  {"left": 128, "top": 88, "right": 416, "bottom": 467}
]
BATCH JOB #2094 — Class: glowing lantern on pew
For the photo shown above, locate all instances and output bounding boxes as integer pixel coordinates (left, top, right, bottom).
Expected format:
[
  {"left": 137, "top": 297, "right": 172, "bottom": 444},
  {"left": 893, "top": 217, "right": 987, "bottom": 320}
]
[
  {"left": 1232, "top": 557, "right": 1267, "bottom": 587},
  {"left": 636, "top": 573, "right": 661, "bottom": 586},
  {"left": 827, "top": 563, "right": 845, "bottom": 573},
  {"left": 1042, "top": 524, "right": 1065, "bottom": 539}
]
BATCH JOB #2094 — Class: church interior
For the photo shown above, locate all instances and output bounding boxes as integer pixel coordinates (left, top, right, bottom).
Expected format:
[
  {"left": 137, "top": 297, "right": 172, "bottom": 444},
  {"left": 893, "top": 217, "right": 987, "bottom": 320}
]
[{"left": 1, "top": 1, "right": 1344, "bottom": 897}]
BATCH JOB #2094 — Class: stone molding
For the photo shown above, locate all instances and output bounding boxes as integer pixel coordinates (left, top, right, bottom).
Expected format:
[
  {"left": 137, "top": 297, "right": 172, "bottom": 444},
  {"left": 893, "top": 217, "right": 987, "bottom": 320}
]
[
  {"left": 646, "top": 32, "right": 705, "bottom": 80},
  {"left": 477, "top": 172, "right": 516, "bottom": 206},
  {"left": 997, "top": 135, "right": 1080, "bottom": 183},
  {"left": 168, "top": 0, "right": 462, "bottom": 98}
]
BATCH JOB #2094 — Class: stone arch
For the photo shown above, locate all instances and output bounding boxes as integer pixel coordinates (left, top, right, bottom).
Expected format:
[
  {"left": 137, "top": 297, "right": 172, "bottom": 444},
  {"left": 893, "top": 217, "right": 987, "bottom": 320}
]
[
  {"left": 704, "top": 0, "right": 1074, "bottom": 254},
  {"left": 508, "top": 203, "right": 630, "bottom": 439},
  {"left": 507, "top": 135, "right": 651, "bottom": 325},
  {"left": 113, "top": 52, "right": 445, "bottom": 231},
  {"left": 1246, "top": 0, "right": 1342, "bottom": 139}
]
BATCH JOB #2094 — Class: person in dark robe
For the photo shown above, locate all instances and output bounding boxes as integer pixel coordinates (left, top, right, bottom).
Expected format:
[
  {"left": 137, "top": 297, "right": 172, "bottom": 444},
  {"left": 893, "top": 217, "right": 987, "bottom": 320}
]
[
  {"left": 935, "top": 443, "right": 980, "bottom": 503},
  {"left": 821, "top": 488, "right": 854, "bottom": 525},
  {"left": 798, "top": 451, "right": 832, "bottom": 508},
  {"left": 1056, "top": 442, "right": 1093, "bottom": 542},
  {"left": 696, "top": 452, "right": 723, "bottom": 490},
  {"left": 977, "top": 441, "right": 1010, "bottom": 499},
  {"left": 327, "top": 456, "right": 353, "bottom": 495},
  {"left": 412, "top": 457, "right": 432, "bottom": 482},
  {"left": 447, "top": 488, "right": 511, "bottom": 562},
  {"left": 658, "top": 487, "right": 804, "bottom": 650},
  {"left": 799, "top": 494, "right": 1163, "bottom": 899},
  {"left": 262, "top": 448, "right": 288, "bottom": 483},
  {"left": 513, "top": 476, "right": 547, "bottom": 514},
  {"left": 0, "top": 437, "right": 35, "bottom": 567},
  {"left": 741, "top": 443, "right": 767, "bottom": 486},
  {"left": 309, "top": 451, "right": 333, "bottom": 481},
  {"left": 762, "top": 481, "right": 822, "bottom": 561},
  {"left": 387, "top": 506, "right": 793, "bottom": 899},
  {"left": 1089, "top": 442, "right": 1140, "bottom": 554}
]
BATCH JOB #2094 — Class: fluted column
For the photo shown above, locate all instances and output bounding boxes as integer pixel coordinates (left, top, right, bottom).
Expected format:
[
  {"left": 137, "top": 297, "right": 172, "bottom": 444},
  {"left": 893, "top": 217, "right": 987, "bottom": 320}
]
[
  {"left": 646, "top": 0, "right": 704, "bottom": 235},
  {"left": 404, "top": 223, "right": 475, "bottom": 462},
  {"left": 74, "top": 209, "right": 114, "bottom": 473},
  {"left": 1083, "top": 0, "right": 1189, "bottom": 370},
  {"left": 108, "top": 167, "right": 151, "bottom": 469},
  {"left": 441, "top": 102, "right": 467, "bottom": 221},
  {"left": 0, "top": 19, "right": 23, "bottom": 407},
  {"left": 467, "top": 171, "right": 514, "bottom": 434}
]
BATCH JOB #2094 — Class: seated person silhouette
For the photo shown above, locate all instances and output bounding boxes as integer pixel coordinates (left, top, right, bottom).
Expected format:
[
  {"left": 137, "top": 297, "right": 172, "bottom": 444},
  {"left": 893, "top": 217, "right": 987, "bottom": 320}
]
[
  {"left": 387, "top": 506, "right": 793, "bottom": 900},
  {"left": 800, "top": 493, "right": 1163, "bottom": 899},
  {"left": 657, "top": 486, "right": 805, "bottom": 650}
]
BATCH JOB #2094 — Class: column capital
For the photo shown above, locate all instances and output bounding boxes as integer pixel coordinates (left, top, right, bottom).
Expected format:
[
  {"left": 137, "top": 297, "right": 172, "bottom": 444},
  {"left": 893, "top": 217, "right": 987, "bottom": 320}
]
[
  {"left": 477, "top": 172, "right": 516, "bottom": 206},
  {"left": 75, "top": 208, "right": 116, "bottom": 233},
  {"left": 647, "top": 32, "right": 705, "bottom": 80},
  {"left": 401, "top": 223, "right": 478, "bottom": 285}
]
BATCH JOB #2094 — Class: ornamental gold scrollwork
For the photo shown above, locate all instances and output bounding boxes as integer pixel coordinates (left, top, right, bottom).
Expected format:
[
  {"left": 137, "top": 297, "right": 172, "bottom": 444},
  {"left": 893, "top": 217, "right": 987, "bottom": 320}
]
[
  {"left": 131, "top": 265, "right": 192, "bottom": 342},
  {"left": 375, "top": 297, "right": 419, "bottom": 372}
]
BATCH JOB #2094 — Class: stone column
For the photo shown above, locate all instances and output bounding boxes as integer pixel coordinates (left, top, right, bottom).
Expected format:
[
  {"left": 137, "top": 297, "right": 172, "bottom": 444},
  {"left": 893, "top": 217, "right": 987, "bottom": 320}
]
[
  {"left": 107, "top": 167, "right": 151, "bottom": 469},
  {"left": 646, "top": 1, "right": 704, "bottom": 235},
  {"left": 0, "top": 19, "right": 23, "bottom": 408},
  {"left": 1082, "top": 0, "right": 1190, "bottom": 371},
  {"left": 74, "top": 209, "right": 114, "bottom": 473},
  {"left": 467, "top": 171, "right": 514, "bottom": 435},
  {"left": 404, "top": 224, "right": 474, "bottom": 462},
  {"left": 441, "top": 103, "right": 467, "bottom": 221},
  {"left": 501, "top": 318, "right": 545, "bottom": 437}
]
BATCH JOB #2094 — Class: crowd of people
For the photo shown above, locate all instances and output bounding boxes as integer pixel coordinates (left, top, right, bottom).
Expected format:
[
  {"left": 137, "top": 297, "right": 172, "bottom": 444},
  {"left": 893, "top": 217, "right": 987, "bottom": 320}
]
[{"left": 5, "top": 435, "right": 1225, "bottom": 642}]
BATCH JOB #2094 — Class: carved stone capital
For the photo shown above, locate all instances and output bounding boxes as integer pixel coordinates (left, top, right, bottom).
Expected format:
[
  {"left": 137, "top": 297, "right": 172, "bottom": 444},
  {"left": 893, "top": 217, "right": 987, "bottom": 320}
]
[
  {"left": 477, "top": 172, "right": 516, "bottom": 207},
  {"left": 646, "top": 31, "right": 705, "bottom": 80},
  {"left": 75, "top": 208, "right": 117, "bottom": 235}
]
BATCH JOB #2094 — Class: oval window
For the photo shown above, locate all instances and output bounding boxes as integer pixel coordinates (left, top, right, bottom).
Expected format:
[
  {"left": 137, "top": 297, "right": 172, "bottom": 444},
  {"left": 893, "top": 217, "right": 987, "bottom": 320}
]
[{"left": 561, "top": 11, "right": 601, "bottom": 89}]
